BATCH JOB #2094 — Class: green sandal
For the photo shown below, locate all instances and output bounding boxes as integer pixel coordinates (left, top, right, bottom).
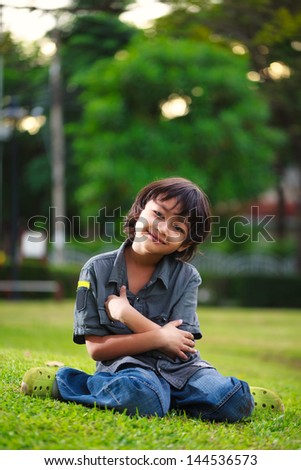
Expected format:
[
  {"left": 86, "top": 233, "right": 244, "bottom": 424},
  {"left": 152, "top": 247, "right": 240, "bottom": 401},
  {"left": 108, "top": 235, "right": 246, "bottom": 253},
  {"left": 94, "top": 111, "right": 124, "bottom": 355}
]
[
  {"left": 250, "top": 386, "right": 284, "bottom": 412},
  {"left": 21, "top": 367, "right": 59, "bottom": 398}
]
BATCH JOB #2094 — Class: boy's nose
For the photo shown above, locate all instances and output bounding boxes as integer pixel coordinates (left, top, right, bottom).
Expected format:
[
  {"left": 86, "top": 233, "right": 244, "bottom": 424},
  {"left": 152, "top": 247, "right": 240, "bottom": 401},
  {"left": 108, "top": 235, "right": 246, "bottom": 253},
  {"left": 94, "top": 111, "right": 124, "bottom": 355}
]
[{"left": 157, "top": 220, "right": 169, "bottom": 237}]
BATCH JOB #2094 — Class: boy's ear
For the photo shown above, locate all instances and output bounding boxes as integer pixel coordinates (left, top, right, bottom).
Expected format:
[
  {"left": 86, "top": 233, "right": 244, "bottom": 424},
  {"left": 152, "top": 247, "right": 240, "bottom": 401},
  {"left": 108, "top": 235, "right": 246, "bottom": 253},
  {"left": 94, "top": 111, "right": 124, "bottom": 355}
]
[{"left": 176, "top": 243, "right": 191, "bottom": 253}]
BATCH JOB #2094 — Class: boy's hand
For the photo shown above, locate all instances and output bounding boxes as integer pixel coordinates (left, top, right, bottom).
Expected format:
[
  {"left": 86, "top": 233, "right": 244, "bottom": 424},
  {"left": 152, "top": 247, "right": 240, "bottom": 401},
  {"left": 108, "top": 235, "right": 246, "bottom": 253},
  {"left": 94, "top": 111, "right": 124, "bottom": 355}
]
[
  {"left": 105, "top": 285, "right": 130, "bottom": 322},
  {"left": 158, "top": 319, "right": 197, "bottom": 360}
]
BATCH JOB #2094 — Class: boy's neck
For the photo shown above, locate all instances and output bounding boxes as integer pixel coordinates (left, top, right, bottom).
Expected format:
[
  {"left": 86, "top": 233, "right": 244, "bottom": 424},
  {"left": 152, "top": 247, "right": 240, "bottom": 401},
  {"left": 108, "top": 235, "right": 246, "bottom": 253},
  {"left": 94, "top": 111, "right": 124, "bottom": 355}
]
[{"left": 125, "top": 244, "right": 163, "bottom": 268}]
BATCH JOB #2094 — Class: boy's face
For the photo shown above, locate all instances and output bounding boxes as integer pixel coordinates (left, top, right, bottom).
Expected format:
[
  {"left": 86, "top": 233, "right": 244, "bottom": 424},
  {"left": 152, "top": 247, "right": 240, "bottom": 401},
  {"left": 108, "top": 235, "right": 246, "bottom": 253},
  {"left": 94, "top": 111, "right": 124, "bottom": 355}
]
[{"left": 132, "top": 197, "right": 190, "bottom": 258}]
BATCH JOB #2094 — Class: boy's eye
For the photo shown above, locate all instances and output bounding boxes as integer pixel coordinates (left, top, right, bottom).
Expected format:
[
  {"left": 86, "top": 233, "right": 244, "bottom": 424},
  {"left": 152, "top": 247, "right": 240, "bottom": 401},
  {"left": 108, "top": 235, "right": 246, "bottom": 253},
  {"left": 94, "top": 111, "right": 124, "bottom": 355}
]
[
  {"left": 153, "top": 210, "right": 164, "bottom": 219},
  {"left": 173, "top": 225, "right": 185, "bottom": 233}
]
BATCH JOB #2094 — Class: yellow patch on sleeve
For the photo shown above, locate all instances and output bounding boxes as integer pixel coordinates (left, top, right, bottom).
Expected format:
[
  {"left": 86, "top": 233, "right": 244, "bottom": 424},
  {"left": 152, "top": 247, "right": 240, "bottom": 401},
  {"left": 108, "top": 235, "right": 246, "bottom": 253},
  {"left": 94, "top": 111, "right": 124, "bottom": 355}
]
[{"left": 77, "top": 280, "right": 90, "bottom": 289}]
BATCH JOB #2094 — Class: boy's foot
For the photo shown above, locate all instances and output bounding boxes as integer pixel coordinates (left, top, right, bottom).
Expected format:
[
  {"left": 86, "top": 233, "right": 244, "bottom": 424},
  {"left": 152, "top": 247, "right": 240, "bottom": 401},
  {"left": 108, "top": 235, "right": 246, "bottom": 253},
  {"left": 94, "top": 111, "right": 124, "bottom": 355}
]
[
  {"left": 250, "top": 386, "right": 284, "bottom": 412},
  {"left": 21, "top": 367, "right": 60, "bottom": 398}
]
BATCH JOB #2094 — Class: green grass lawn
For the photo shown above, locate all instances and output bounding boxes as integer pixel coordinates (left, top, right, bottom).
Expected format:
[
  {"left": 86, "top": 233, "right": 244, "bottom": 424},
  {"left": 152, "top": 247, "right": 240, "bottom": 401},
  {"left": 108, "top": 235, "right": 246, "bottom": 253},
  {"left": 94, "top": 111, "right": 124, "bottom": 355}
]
[{"left": 0, "top": 300, "right": 300, "bottom": 450}]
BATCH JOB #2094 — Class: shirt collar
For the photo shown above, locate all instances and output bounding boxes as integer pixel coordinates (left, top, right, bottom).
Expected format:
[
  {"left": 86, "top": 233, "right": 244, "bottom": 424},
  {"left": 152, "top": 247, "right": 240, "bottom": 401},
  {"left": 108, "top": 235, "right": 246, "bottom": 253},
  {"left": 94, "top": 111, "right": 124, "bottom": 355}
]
[
  {"left": 107, "top": 240, "right": 129, "bottom": 288},
  {"left": 108, "top": 240, "right": 176, "bottom": 290}
]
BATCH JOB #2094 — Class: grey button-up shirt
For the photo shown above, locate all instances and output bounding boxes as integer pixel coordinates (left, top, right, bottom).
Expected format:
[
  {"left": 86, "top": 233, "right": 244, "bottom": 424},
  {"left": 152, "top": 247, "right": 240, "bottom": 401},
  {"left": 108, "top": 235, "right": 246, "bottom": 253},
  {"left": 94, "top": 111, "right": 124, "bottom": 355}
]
[{"left": 73, "top": 241, "right": 212, "bottom": 389}]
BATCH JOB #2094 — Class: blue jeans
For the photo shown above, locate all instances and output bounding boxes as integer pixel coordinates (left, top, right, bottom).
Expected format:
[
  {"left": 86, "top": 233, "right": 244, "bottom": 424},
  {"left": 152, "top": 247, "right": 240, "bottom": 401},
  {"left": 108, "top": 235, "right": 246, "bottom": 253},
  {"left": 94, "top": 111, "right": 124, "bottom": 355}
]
[{"left": 56, "top": 366, "right": 254, "bottom": 422}]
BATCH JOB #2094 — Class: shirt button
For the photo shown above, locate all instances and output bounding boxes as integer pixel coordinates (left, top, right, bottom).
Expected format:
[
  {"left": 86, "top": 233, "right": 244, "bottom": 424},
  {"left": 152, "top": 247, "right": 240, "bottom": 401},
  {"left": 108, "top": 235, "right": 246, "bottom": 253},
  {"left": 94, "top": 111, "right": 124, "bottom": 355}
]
[{"left": 136, "top": 297, "right": 140, "bottom": 302}]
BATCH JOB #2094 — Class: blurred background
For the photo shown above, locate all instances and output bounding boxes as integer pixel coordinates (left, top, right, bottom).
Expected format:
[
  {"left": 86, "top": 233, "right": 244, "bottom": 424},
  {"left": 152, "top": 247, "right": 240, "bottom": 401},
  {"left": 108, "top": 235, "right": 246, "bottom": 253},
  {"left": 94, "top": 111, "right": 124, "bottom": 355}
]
[{"left": 0, "top": 0, "right": 300, "bottom": 307}]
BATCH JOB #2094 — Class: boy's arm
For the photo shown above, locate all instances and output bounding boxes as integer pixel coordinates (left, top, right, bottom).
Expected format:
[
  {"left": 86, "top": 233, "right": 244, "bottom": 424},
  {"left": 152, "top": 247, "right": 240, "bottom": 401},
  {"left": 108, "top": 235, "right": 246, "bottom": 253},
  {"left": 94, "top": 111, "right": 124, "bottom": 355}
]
[
  {"left": 105, "top": 286, "right": 160, "bottom": 333},
  {"left": 86, "top": 330, "right": 161, "bottom": 361},
  {"left": 86, "top": 319, "right": 196, "bottom": 361},
  {"left": 87, "top": 286, "right": 196, "bottom": 361}
]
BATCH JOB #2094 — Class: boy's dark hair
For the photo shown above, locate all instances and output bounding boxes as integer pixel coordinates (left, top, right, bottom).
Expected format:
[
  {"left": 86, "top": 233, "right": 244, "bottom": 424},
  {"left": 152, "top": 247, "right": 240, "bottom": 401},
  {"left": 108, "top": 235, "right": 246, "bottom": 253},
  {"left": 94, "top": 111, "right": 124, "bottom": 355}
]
[{"left": 124, "top": 177, "right": 211, "bottom": 262}]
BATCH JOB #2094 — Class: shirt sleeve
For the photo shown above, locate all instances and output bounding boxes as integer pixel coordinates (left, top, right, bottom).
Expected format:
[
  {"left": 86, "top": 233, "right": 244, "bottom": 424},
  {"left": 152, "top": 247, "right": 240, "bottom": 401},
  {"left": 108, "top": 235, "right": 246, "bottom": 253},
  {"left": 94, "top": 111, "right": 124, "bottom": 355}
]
[
  {"left": 169, "top": 267, "right": 202, "bottom": 340},
  {"left": 73, "top": 265, "right": 109, "bottom": 344}
]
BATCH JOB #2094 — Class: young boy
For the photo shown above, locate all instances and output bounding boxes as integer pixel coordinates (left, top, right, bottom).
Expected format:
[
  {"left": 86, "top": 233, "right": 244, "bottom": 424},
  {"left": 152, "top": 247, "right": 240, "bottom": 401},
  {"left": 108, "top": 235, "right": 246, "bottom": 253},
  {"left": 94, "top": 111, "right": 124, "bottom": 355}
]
[{"left": 21, "top": 177, "right": 284, "bottom": 420}]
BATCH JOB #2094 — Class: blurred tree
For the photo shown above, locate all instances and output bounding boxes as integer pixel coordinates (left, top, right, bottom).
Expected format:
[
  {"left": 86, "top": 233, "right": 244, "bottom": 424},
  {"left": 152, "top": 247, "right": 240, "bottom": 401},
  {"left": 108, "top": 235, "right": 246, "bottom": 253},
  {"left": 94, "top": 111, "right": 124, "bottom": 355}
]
[
  {"left": 58, "top": 10, "right": 136, "bottom": 218},
  {"left": 60, "top": 12, "right": 134, "bottom": 74},
  {"left": 0, "top": 33, "right": 50, "bottom": 240},
  {"left": 0, "top": 1, "right": 134, "bottom": 255},
  {"left": 213, "top": 0, "right": 301, "bottom": 270},
  {"left": 28, "top": 1, "right": 134, "bottom": 259},
  {"left": 157, "top": 0, "right": 301, "bottom": 268},
  {"left": 69, "top": 0, "right": 130, "bottom": 14},
  {"left": 70, "top": 36, "right": 283, "bottom": 225}
]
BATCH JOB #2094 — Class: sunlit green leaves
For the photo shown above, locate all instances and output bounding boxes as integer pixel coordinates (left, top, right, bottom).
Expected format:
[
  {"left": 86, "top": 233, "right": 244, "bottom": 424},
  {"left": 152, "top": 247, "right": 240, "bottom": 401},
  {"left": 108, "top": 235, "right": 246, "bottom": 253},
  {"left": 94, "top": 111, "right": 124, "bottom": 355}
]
[{"left": 70, "top": 37, "right": 283, "bottom": 216}]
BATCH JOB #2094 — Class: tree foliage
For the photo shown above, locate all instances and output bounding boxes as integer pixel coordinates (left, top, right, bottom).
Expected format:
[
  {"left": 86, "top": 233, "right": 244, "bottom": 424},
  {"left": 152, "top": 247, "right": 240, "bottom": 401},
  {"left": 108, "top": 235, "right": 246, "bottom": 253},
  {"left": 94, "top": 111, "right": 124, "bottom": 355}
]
[
  {"left": 59, "top": 11, "right": 136, "bottom": 218},
  {"left": 70, "top": 36, "right": 282, "bottom": 217},
  {"left": 156, "top": 0, "right": 301, "bottom": 267},
  {"left": 157, "top": 0, "right": 301, "bottom": 166},
  {"left": 2, "top": 0, "right": 298, "bottom": 262},
  {"left": 0, "top": 3, "right": 135, "bottom": 244},
  {"left": 0, "top": 33, "right": 50, "bottom": 237}
]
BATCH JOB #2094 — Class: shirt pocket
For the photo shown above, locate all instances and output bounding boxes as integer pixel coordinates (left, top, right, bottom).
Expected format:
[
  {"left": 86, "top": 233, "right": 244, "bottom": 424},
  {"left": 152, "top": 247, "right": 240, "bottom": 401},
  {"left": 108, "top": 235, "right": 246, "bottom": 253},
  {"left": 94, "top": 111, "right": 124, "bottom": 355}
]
[{"left": 76, "top": 287, "right": 89, "bottom": 311}]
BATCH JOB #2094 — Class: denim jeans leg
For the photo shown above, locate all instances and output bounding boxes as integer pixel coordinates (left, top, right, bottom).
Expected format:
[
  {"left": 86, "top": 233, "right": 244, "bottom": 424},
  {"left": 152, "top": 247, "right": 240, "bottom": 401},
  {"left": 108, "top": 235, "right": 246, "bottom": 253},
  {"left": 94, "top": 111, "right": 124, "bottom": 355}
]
[
  {"left": 171, "top": 368, "right": 254, "bottom": 422},
  {"left": 56, "top": 367, "right": 170, "bottom": 417}
]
